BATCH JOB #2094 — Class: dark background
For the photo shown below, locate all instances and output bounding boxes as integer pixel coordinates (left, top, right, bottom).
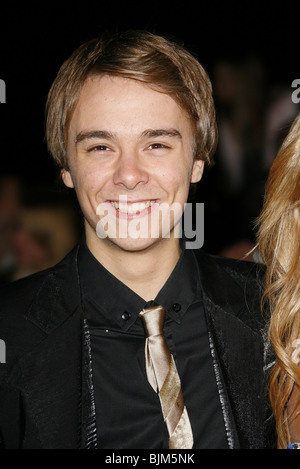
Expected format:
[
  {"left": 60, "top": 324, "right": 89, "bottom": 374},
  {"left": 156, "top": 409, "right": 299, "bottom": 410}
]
[
  {"left": 1, "top": 1, "right": 299, "bottom": 182},
  {"left": 0, "top": 1, "right": 299, "bottom": 281}
]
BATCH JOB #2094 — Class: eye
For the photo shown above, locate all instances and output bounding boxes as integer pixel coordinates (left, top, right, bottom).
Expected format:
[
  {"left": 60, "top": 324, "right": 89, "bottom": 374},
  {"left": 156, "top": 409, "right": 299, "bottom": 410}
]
[
  {"left": 147, "top": 143, "right": 169, "bottom": 150},
  {"left": 87, "top": 144, "right": 111, "bottom": 152}
]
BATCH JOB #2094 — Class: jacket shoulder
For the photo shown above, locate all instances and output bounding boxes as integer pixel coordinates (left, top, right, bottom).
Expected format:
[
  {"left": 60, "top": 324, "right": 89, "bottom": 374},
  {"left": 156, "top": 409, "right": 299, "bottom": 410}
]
[
  {"left": 195, "top": 248, "right": 265, "bottom": 288},
  {"left": 0, "top": 268, "right": 53, "bottom": 312},
  {"left": 0, "top": 245, "right": 79, "bottom": 315},
  {"left": 0, "top": 247, "right": 79, "bottom": 376},
  {"left": 211, "top": 253, "right": 265, "bottom": 287},
  {"left": 194, "top": 249, "right": 267, "bottom": 331},
  {"left": 0, "top": 269, "right": 51, "bottom": 383}
]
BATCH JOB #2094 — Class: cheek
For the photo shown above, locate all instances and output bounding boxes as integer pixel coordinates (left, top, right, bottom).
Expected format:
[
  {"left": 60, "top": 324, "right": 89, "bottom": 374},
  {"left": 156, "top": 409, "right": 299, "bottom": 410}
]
[
  {"left": 167, "top": 160, "right": 193, "bottom": 187},
  {"left": 163, "top": 171, "right": 191, "bottom": 202},
  {"left": 160, "top": 152, "right": 192, "bottom": 184},
  {"left": 70, "top": 172, "right": 100, "bottom": 209},
  {"left": 72, "top": 165, "right": 104, "bottom": 191}
]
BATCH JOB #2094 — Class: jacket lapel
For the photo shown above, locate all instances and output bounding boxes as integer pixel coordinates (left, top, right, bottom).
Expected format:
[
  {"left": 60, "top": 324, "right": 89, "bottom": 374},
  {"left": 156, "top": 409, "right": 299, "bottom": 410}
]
[
  {"left": 19, "top": 307, "right": 83, "bottom": 448},
  {"left": 194, "top": 250, "right": 267, "bottom": 448},
  {"left": 17, "top": 247, "right": 96, "bottom": 448}
]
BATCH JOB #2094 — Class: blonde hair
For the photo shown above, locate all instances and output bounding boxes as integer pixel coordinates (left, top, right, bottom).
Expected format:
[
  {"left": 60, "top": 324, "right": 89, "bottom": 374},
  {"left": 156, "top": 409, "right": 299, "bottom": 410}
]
[
  {"left": 45, "top": 30, "right": 217, "bottom": 169},
  {"left": 257, "top": 113, "right": 300, "bottom": 448}
]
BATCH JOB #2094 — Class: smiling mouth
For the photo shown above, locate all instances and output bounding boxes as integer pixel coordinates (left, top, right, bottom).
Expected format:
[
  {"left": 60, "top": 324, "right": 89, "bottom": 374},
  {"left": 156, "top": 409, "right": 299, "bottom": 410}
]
[{"left": 109, "top": 200, "right": 157, "bottom": 214}]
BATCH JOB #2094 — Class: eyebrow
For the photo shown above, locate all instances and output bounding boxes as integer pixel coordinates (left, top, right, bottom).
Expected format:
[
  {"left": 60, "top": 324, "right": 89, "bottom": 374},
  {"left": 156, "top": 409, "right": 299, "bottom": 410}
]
[
  {"left": 75, "top": 130, "right": 115, "bottom": 144},
  {"left": 140, "top": 128, "right": 182, "bottom": 140},
  {"left": 75, "top": 128, "right": 182, "bottom": 145}
]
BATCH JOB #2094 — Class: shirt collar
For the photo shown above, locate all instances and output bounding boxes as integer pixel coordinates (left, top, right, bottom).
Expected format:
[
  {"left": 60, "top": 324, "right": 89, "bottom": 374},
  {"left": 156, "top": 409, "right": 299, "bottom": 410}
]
[{"left": 78, "top": 239, "right": 201, "bottom": 330}]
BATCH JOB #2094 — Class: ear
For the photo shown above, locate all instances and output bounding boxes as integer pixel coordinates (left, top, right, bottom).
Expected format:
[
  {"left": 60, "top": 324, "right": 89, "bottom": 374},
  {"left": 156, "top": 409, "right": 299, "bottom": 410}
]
[
  {"left": 190, "top": 159, "right": 204, "bottom": 183},
  {"left": 61, "top": 168, "right": 75, "bottom": 188}
]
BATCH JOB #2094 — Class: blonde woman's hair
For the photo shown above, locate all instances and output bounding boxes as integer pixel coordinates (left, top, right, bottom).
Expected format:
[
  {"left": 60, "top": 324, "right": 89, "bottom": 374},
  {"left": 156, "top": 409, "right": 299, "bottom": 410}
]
[
  {"left": 257, "top": 113, "right": 300, "bottom": 448},
  {"left": 45, "top": 30, "right": 217, "bottom": 169}
]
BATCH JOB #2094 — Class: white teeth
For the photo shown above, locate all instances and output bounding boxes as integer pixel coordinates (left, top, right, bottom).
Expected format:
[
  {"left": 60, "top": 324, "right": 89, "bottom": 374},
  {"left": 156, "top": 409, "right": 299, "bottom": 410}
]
[{"left": 110, "top": 200, "right": 155, "bottom": 213}]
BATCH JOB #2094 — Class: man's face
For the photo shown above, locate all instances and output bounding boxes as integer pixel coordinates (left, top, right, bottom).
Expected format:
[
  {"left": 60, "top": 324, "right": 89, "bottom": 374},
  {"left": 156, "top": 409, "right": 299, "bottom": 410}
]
[{"left": 63, "top": 75, "right": 204, "bottom": 252}]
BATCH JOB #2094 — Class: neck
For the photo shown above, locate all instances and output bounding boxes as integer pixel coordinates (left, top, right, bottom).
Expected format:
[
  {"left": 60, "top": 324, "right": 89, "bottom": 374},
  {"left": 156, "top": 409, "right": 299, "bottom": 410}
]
[{"left": 85, "top": 227, "right": 181, "bottom": 301}]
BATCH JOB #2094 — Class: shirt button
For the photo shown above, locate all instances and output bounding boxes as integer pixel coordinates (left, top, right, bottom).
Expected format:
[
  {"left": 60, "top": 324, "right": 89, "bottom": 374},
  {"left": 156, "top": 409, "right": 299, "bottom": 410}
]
[
  {"left": 121, "top": 312, "right": 131, "bottom": 321},
  {"left": 172, "top": 303, "right": 181, "bottom": 312}
]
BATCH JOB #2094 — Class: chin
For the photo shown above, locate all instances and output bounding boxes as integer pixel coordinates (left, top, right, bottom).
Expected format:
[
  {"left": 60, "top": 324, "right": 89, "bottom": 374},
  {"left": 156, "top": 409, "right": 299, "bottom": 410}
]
[{"left": 105, "top": 235, "right": 168, "bottom": 254}]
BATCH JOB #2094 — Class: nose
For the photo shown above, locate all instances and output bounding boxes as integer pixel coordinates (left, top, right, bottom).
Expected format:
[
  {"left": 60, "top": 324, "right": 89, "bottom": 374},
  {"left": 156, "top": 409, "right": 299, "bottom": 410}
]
[{"left": 113, "top": 152, "right": 149, "bottom": 190}]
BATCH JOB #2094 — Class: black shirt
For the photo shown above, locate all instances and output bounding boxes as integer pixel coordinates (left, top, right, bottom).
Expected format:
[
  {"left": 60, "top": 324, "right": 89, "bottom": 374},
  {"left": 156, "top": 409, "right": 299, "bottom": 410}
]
[{"left": 77, "top": 241, "right": 228, "bottom": 449}]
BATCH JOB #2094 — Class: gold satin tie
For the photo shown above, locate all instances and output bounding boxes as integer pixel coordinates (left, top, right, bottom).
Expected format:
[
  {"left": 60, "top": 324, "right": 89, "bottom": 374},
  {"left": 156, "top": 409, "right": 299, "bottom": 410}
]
[{"left": 139, "top": 305, "right": 193, "bottom": 449}]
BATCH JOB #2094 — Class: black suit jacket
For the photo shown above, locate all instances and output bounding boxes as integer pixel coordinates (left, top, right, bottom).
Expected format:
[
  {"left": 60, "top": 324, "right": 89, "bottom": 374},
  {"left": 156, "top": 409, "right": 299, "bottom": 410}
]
[{"left": 0, "top": 246, "right": 275, "bottom": 449}]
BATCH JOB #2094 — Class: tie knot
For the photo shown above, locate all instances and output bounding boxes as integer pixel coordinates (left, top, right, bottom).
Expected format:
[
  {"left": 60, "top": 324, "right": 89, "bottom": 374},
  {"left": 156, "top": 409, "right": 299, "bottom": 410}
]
[{"left": 139, "top": 305, "right": 166, "bottom": 337}]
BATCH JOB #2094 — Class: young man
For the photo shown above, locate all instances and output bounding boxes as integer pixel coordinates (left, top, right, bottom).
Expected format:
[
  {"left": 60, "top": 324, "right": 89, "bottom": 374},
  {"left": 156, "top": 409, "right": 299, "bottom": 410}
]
[{"left": 0, "top": 31, "right": 274, "bottom": 449}]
